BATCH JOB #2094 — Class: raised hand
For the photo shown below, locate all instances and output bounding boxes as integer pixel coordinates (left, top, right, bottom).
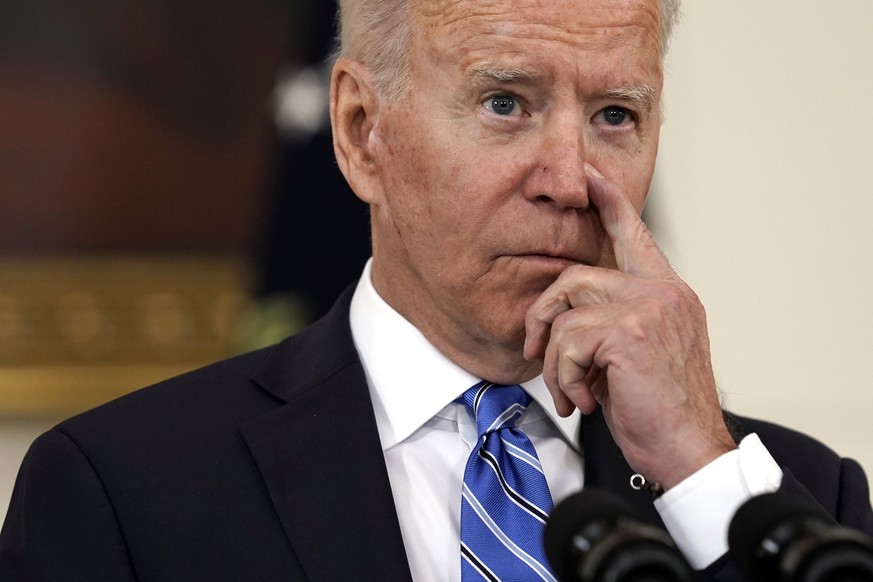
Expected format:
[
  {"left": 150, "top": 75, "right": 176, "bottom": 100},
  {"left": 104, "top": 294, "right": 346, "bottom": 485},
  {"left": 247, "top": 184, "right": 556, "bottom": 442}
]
[{"left": 524, "top": 164, "right": 736, "bottom": 489}]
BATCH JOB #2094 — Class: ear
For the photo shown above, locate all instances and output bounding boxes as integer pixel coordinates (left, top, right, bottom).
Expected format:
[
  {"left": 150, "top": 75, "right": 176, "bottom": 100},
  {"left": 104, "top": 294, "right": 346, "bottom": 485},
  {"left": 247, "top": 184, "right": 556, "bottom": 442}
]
[{"left": 330, "top": 58, "right": 383, "bottom": 205}]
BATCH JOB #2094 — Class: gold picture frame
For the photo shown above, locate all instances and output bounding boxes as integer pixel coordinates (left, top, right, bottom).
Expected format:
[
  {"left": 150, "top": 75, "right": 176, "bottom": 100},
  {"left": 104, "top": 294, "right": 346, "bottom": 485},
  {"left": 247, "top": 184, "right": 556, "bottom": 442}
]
[{"left": 0, "top": 255, "right": 252, "bottom": 416}]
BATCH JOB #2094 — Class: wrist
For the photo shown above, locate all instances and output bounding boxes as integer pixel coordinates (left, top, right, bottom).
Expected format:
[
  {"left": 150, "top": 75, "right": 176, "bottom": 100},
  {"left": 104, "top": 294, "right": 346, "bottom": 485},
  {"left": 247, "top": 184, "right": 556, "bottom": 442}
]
[{"left": 640, "top": 429, "right": 737, "bottom": 491}]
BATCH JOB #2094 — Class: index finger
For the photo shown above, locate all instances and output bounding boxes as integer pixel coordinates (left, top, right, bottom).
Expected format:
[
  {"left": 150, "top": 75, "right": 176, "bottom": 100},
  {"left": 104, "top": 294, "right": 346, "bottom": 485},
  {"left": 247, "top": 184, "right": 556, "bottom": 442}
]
[{"left": 586, "top": 164, "right": 673, "bottom": 279}]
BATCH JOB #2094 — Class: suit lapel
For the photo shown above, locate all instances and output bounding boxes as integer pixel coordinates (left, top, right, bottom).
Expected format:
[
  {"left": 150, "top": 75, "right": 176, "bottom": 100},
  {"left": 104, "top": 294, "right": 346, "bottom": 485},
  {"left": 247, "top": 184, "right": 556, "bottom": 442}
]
[
  {"left": 240, "top": 290, "right": 413, "bottom": 581},
  {"left": 580, "top": 406, "right": 665, "bottom": 527}
]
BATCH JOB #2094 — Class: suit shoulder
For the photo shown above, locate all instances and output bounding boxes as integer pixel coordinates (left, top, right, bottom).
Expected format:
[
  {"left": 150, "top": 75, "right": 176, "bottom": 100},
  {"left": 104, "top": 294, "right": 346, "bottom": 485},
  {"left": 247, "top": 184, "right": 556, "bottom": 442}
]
[
  {"left": 56, "top": 345, "right": 280, "bottom": 441},
  {"left": 728, "top": 412, "right": 843, "bottom": 468},
  {"left": 727, "top": 412, "right": 871, "bottom": 514},
  {"left": 730, "top": 413, "right": 830, "bottom": 450}
]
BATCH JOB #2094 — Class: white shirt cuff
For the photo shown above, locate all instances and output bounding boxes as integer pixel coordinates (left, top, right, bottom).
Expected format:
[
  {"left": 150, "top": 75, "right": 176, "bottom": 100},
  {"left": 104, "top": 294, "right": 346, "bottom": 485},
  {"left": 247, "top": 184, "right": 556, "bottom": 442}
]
[{"left": 653, "top": 433, "right": 783, "bottom": 569}]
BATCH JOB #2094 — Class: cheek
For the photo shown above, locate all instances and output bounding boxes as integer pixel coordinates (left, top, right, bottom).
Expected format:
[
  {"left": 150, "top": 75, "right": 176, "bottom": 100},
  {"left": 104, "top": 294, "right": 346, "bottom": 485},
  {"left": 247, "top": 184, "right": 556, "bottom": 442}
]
[
  {"left": 599, "top": 149, "right": 657, "bottom": 214},
  {"left": 375, "top": 107, "right": 539, "bottom": 249},
  {"left": 373, "top": 128, "right": 465, "bottom": 257},
  {"left": 381, "top": 115, "right": 449, "bottom": 191},
  {"left": 632, "top": 155, "right": 658, "bottom": 212},
  {"left": 627, "top": 180, "right": 649, "bottom": 214}
]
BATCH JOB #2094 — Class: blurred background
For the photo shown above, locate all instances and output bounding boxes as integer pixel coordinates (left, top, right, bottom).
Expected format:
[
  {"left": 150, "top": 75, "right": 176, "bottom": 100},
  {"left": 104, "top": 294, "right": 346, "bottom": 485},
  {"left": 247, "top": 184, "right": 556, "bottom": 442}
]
[
  {"left": 0, "top": 0, "right": 371, "bottom": 511},
  {"left": 2, "top": 1, "right": 873, "bottom": 514}
]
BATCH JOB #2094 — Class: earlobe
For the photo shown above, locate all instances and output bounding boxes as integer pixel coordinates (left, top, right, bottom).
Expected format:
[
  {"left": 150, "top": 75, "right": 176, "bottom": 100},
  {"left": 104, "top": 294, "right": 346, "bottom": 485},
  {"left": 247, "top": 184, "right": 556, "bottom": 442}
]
[{"left": 330, "top": 58, "right": 382, "bottom": 205}]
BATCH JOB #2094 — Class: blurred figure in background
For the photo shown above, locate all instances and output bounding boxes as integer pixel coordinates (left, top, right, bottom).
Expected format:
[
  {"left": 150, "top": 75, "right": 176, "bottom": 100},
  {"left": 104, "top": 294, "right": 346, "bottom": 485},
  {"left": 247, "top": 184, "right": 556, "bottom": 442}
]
[{"left": 242, "top": 0, "right": 371, "bottom": 348}]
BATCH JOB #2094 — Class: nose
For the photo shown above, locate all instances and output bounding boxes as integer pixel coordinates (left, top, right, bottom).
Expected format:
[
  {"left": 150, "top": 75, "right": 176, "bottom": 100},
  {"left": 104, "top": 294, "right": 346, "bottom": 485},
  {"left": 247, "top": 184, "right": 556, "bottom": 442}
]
[{"left": 522, "top": 112, "right": 589, "bottom": 210}]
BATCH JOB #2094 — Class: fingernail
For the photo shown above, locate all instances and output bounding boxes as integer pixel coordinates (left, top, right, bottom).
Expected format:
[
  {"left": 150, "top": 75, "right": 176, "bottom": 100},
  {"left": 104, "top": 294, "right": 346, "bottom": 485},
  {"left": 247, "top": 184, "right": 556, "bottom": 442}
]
[{"left": 585, "top": 163, "right": 605, "bottom": 179}]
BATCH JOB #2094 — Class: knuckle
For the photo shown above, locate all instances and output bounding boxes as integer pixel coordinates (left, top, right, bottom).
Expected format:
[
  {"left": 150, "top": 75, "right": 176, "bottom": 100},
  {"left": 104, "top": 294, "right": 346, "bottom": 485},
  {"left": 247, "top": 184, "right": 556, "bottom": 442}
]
[{"left": 617, "top": 311, "right": 648, "bottom": 341}]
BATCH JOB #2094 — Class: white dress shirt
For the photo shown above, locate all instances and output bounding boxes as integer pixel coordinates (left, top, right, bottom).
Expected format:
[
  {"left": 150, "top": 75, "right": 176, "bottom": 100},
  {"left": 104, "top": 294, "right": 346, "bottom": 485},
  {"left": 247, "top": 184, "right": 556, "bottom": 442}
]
[{"left": 349, "top": 259, "right": 782, "bottom": 578}]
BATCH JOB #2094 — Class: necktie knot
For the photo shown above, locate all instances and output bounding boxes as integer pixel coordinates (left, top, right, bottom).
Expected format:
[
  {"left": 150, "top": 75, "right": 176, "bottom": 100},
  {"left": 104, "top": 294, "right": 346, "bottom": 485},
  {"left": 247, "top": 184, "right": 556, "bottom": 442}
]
[{"left": 459, "top": 381, "right": 532, "bottom": 439}]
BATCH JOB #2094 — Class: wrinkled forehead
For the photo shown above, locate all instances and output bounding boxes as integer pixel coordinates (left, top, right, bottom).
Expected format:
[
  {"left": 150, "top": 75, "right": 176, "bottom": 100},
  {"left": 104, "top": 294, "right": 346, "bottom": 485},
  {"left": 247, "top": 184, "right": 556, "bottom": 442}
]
[{"left": 413, "top": 0, "right": 662, "bottom": 60}]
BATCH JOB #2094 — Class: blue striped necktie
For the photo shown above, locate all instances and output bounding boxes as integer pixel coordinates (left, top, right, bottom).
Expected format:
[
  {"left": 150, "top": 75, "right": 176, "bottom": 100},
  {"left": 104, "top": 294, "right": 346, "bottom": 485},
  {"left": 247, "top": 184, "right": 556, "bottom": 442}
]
[{"left": 458, "top": 381, "right": 557, "bottom": 581}]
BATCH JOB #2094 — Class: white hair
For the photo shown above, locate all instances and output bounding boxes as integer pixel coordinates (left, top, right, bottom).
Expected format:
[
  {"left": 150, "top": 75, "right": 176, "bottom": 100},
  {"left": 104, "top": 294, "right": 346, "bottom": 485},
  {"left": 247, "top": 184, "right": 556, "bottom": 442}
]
[{"left": 336, "top": 0, "right": 681, "bottom": 101}]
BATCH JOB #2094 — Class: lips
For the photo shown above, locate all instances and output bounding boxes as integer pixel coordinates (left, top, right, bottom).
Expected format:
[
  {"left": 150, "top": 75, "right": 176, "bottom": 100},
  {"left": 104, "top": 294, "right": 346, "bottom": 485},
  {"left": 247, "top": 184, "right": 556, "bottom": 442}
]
[
  {"left": 511, "top": 244, "right": 591, "bottom": 261},
  {"left": 507, "top": 253, "right": 585, "bottom": 269},
  {"left": 496, "top": 220, "right": 609, "bottom": 268}
]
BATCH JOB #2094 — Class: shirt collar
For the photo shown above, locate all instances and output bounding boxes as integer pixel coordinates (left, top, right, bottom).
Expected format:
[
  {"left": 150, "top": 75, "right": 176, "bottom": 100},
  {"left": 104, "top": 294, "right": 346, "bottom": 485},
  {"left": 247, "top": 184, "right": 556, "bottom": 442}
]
[{"left": 349, "top": 259, "right": 581, "bottom": 451}]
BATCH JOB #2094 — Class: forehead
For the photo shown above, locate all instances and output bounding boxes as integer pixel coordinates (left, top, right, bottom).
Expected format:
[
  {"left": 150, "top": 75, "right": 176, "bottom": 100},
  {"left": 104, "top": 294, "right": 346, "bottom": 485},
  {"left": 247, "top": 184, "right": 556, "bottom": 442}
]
[{"left": 413, "top": 0, "right": 662, "bottom": 73}]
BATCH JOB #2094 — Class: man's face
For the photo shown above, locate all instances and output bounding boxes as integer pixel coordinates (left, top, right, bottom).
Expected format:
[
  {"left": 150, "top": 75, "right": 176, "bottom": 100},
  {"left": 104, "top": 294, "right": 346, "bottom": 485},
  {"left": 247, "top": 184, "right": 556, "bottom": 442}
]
[{"left": 365, "top": 0, "right": 663, "bottom": 379}]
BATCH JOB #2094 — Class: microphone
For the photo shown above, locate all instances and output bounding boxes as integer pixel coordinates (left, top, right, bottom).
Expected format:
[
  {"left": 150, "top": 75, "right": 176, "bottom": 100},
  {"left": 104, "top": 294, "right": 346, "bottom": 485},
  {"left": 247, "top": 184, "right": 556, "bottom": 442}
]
[
  {"left": 544, "top": 488, "right": 693, "bottom": 582},
  {"left": 728, "top": 490, "right": 873, "bottom": 581}
]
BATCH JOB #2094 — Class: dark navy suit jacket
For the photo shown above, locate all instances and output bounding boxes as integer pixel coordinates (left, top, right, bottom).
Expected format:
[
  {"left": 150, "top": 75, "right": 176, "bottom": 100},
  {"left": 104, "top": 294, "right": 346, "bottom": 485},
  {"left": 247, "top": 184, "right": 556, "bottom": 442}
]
[{"left": 2, "top": 288, "right": 872, "bottom": 581}]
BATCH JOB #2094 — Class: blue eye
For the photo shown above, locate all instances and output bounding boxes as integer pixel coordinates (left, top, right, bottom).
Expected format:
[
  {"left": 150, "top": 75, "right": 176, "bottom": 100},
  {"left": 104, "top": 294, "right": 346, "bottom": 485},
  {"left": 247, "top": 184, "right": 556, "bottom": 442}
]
[
  {"left": 602, "top": 106, "right": 629, "bottom": 126},
  {"left": 486, "top": 95, "right": 518, "bottom": 116}
]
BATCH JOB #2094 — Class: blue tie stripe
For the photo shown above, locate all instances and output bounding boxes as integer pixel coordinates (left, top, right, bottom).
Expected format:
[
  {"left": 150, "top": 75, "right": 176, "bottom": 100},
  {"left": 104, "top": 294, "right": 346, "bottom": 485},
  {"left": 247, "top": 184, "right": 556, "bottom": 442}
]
[
  {"left": 485, "top": 403, "right": 526, "bottom": 433},
  {"left": 461, "top": 542, "right": 500, "bottom": 582},
  {"left": 502, "top": 439, "right": 546, "bottom": 472},
  {"left": 461, "top": 484, "right": 556, "bottom": 580},
  {"left": 459, "top": 382, "right": 557, "bottom": 581},
  {"left": 477, "top": 446, "right": 549, "bottom": 523},
  {"left": 492, "top": 432, "right": 552, "bottom": 507}
]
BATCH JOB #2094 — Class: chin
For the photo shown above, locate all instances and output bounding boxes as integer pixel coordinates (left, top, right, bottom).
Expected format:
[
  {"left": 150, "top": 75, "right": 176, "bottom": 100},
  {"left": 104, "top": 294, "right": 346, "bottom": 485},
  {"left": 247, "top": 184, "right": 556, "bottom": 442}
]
[{"left": 475, "top": 301, "right": 534, "bottom": 350}]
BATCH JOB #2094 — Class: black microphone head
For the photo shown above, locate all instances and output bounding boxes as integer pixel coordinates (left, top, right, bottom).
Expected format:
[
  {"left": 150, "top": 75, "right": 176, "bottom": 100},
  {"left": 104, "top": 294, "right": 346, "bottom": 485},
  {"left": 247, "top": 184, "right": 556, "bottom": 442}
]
[
  {"left": 545, "top": 488, "right": 692, "bottom": 582},
  {"left": 729, "top": 490, "right": 873, "bottom": 582},
  {"left": 729, "top": 490, "right": 833, "bottom": 575},
  {"left": 545, "top": 489, "right": 639, "bottom": 581}
]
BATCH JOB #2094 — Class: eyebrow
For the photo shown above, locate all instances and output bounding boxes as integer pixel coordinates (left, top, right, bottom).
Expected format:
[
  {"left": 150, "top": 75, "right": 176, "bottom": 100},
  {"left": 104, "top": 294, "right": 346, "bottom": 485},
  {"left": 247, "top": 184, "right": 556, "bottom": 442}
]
[
  {"left": 605, "top": 84, "right": 657, "bottom": 113},
  {"left": 466, "top": 63, "right": 542, "bottom": 84}
]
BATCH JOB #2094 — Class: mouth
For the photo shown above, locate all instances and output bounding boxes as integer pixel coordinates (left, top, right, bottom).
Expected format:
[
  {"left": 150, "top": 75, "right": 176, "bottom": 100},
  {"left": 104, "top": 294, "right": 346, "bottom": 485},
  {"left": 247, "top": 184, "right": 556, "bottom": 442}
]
[{"left": 506, "top": 253, "right": 585, "bottom": 269}]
